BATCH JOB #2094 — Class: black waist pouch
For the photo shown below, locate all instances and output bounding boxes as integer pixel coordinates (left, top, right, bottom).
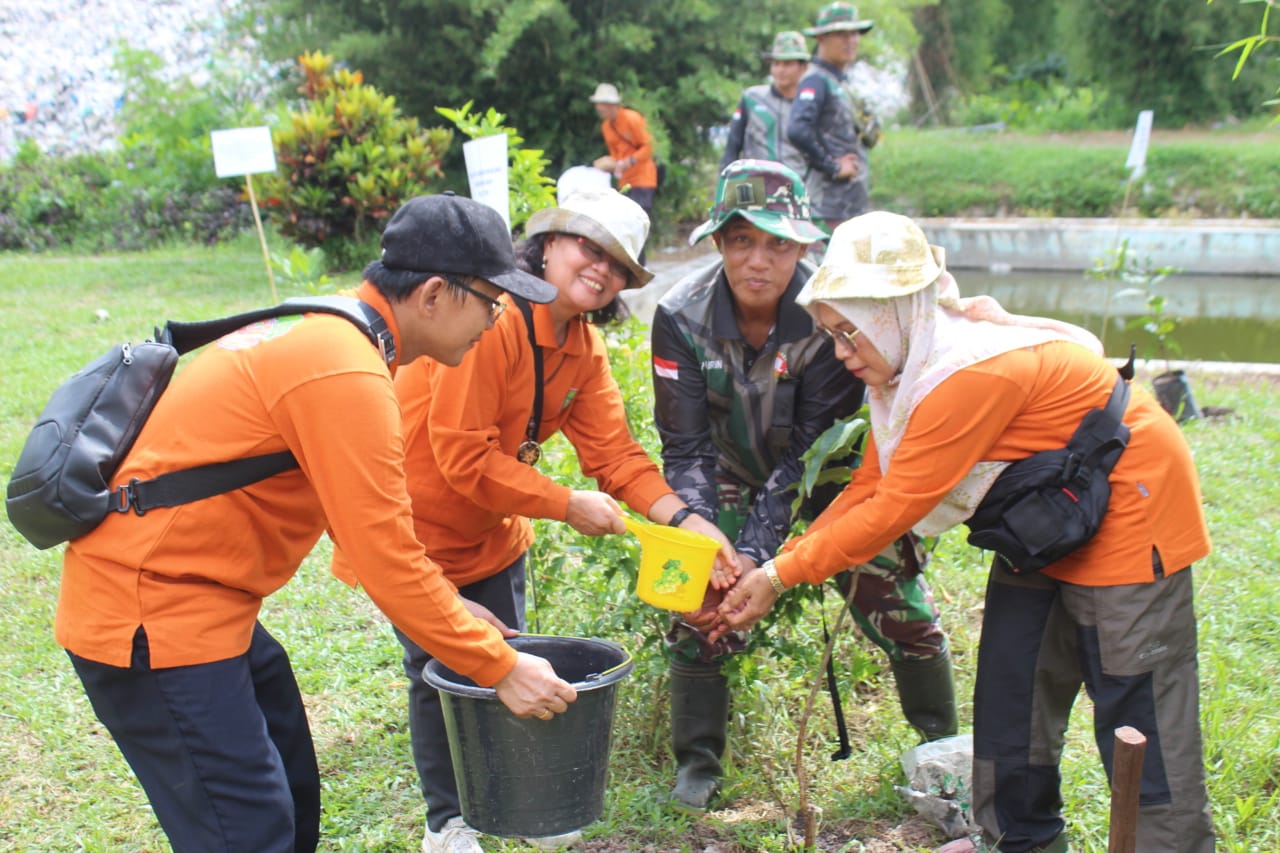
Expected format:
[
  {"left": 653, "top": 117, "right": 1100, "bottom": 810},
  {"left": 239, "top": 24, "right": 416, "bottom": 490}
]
[{"left": 966, "top": 376, "right": 1131, "bottom": 574}]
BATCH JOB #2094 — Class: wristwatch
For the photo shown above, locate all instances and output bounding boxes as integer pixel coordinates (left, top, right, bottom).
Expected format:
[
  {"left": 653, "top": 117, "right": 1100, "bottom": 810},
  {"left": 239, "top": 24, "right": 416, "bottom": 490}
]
[
  {"left": 667, "top": 507, "right": 694, "bottom": 528},
  {"left": 762, "top": 559, "right": 787, "bottom": 594}
]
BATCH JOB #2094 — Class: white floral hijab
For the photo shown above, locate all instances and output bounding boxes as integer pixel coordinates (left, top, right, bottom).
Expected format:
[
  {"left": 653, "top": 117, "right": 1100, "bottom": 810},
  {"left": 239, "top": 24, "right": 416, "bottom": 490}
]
[{"left": 802, "top": 268, "right": 1104, "bottom": 535}]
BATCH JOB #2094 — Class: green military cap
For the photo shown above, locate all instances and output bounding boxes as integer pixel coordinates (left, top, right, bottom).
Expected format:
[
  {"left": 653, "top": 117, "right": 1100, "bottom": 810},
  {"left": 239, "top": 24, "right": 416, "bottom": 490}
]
[
  {"left": 689, "top": 159, "right": 826, "bottom": 245},
  {"left": 804, "top": 2, "right": 874, "bottom": 36},
  {"left": 762, "top": 31, "right": 810, "bottom": 61}
]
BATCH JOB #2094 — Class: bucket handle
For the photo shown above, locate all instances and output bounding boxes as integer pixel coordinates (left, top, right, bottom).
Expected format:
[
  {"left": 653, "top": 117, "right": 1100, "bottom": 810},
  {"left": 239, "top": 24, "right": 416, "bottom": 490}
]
[{"left": 517, "top": 633, "right": 633, "bottom": 682}]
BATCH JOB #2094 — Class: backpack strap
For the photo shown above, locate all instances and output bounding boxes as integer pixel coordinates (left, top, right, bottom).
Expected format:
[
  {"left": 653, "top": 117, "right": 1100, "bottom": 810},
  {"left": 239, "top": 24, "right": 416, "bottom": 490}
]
[
  {"left": 110, "top": 296, "right": 397, "bottom": 517},
  {"left": 159, "top": 296, "right": 396, "bottom": 364},
  {"left": 113, "top": 451, "right": 300, "bottom": 516}
]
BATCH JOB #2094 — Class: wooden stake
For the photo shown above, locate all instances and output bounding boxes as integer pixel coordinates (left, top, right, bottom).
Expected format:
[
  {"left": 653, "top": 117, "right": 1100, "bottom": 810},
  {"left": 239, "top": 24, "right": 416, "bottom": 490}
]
[
  {"left": 244, "top": 173, "right": 278, "bottom": 303},
  {"left": 1108, "top": 726, "right": 1147, "bottom": 853}
]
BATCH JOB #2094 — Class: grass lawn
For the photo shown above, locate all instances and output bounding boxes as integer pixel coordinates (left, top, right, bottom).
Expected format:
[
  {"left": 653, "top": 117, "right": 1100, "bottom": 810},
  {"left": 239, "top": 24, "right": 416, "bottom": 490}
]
[{"left": 0, "top": 242, "right": 1277, "bottom": 852}]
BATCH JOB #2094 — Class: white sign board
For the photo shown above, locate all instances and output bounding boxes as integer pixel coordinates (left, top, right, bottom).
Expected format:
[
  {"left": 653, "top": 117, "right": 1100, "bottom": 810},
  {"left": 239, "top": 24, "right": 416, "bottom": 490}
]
[
  {"left": 211, "top": 126, "right": 277, "bottom": 178},
  {"left": 557, "top": 165, "right": 612, "bottom": 203},
  {"left": 463, "top": 134, "right": 511, "bottom": 231},
  {"left": 1125, "top": 110, "right": 1154, "bottom": 178}
]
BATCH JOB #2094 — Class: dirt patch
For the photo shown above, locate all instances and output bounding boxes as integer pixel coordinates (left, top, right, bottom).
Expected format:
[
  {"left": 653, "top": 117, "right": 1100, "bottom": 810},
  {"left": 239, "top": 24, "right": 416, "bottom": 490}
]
[{"left": 572, "top": 812, "right": 949, "bottom": 852}]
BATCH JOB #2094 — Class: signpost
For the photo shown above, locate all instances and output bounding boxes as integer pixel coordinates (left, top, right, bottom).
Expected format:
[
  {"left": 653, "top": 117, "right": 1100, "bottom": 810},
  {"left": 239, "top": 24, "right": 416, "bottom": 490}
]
[
  {"left": 211, "top": 126, "right": 279, "bottom": 301},
  {"left": 463, "top": 134, "right": 511, "bottom": 231}
]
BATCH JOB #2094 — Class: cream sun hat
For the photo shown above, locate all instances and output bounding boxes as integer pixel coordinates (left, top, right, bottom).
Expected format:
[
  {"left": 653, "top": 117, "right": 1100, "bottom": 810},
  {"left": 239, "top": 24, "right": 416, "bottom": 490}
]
[
  {"left": 800, "top": 211, "right": 945, "bottom": 302},
  {"left": 525, "top": 188, "right": 654, "bottom": 287}
]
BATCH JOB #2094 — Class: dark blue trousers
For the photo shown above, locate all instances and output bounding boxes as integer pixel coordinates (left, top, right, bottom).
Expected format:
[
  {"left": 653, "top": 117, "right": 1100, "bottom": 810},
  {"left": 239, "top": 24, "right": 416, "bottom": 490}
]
[
  {"left": 69, "top": 623, "right": 320, "bottom": 853},
  {"left": 394, "top": 554, "right": 527, "bottom": 832}
]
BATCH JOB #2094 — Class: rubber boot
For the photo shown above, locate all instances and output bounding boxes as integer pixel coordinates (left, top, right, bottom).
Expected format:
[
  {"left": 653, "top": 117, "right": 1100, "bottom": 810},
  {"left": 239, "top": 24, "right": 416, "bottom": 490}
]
[
  {"left": 891, "top": 649, "right": 959, "bottom": 742},
  {"left": 668, "top": 660, "right": 730, "bottom": 810}
]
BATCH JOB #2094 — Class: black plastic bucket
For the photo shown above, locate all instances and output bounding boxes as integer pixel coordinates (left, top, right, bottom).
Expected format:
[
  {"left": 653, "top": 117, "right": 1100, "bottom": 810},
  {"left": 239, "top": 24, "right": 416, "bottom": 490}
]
[
  {"left": 422, "top": 635, "right": 634, "bottom": 839},
  {"left": 1152, "top": 369, "right": 1202, "bottom": 423}
]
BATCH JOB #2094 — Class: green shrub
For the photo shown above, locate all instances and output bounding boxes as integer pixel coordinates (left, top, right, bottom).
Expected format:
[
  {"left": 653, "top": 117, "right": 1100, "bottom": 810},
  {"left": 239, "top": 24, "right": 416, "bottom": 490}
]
[
  {"left": 436, "top": 101, "right": 556, "bottom": 234},
  {"left": 259, "top": 51, "right": 453, "bottom": 270}
]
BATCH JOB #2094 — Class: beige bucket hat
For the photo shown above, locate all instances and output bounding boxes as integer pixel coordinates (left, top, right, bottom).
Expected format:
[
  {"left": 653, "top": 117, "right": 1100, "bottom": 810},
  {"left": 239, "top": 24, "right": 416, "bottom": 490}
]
[
  {"left": 525, "top": 189, "right": 655, "bottom": 287},
  {"left": 801, "top": 211, "right": 946, "bottom": 301},
  {"left": 588, "top": 83, "right": 622, "bottom": 104}
]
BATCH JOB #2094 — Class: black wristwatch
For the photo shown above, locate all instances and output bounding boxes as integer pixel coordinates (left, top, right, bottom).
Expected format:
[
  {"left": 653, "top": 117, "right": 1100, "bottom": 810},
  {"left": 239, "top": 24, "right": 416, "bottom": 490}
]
[{"left": 668, "top": 507, "right": 694, "bottom": 528}]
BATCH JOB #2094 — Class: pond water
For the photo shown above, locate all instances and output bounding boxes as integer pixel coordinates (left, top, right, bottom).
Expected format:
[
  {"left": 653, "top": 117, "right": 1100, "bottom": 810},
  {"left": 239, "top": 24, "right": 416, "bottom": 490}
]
[
  {"left": 638, "top": 248, "right": 1280, "bottom": 364},
  {"left": 961, "top": 269, "right": 1280, "bottom": 364}
]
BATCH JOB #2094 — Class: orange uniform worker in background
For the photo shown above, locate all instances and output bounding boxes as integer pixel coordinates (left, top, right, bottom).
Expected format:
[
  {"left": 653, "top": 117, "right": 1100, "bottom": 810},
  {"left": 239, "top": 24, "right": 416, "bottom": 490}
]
[{"left": 590, "top": 82, "right": 659, "bottom": 263}]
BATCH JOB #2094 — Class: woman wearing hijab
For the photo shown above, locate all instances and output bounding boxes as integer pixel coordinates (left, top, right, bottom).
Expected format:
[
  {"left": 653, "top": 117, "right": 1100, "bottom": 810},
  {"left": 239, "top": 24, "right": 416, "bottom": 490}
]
[
  {"left": 717, "top": 211, "right": 1214, "bottom": 853},
  {"left": 332, "top": 188, "right": 732, "bottom": 853}
]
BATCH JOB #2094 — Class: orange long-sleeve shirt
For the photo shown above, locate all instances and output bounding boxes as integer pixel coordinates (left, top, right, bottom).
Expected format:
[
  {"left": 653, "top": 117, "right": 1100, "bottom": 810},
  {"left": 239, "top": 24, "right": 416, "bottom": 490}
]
[
  {"left": 56, "top": 283, "right": 515, "bottom": 685},
  {"left": 602, "top": 108, "right": 658, "bottom": 190},
  {"left": 333, "top": 300, "right": 672, "bottom": 587},
  {"left": 777, "top": 341, "right": 1210, "bottom": 588}
]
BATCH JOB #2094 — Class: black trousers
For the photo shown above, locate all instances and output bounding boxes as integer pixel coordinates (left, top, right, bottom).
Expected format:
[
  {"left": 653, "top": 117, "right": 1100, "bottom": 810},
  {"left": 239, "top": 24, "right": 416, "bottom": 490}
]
[
  {"left": 69, "top": 623, "right": 320, "bottom": 853},
  {"left": 394, "top": 554, "right": 527, "bottom": 832}
]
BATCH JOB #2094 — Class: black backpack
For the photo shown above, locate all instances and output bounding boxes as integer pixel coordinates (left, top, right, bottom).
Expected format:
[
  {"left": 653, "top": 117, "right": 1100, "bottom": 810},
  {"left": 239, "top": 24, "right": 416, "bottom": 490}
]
[{"left": 5, "top": 296, "right": 396, "bottom": 550}]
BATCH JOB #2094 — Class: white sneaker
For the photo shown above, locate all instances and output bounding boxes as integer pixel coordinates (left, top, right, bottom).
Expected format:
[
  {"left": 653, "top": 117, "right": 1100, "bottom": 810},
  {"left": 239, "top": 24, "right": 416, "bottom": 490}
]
[
  {"left": 520, "top": 830, "right": 582, "bottom": 850},
  {"left": 422, "top": 816, "right": 484, "bottom": 853}
]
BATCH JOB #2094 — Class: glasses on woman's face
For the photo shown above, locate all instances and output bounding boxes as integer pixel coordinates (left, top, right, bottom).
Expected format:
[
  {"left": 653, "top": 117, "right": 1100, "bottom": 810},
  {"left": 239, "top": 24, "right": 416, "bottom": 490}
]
[
  {"left": 818, "top": 325, "right": 861, "bottom": 355},
  {"left": 452, "top": 277, "right": 506, "bottom": 321},
  {"left": 573, "top": 236, "right": 630, "bottom": 282}
]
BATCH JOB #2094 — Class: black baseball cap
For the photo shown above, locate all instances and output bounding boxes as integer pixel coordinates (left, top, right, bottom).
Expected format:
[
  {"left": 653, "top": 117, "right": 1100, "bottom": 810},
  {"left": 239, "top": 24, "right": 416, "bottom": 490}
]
[{"left": 377, "top": 193, "right": 557, "bottom": 303}]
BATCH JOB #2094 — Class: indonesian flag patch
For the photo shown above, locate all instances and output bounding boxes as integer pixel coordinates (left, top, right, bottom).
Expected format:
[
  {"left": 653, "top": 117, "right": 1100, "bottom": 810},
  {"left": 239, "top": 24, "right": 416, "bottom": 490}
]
[
  {"left": 773, "top": 352, "right": 790, "bottom": 379},
  {"left": 654, "top": 356, "right": 679, "bottom": 380},
  {"left": 798, "top": 87, "right": 817, "bottom": 101}
]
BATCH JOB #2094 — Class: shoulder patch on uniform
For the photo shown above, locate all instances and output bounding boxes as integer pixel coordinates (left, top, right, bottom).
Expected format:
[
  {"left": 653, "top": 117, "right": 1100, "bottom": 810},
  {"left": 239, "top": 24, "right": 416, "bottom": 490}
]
[
  {"left": 654, "top": 356, "right": 679, "bottom": 380},
  {"left": 798, "top": 87, "right": 817, "bottom": 100}
]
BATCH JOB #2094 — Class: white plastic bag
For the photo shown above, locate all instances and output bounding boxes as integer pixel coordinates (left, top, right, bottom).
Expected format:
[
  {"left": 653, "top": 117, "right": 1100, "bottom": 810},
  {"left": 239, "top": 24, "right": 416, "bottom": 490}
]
[{"left": 895, "top": 733, "right": 980, "bottom": 839}]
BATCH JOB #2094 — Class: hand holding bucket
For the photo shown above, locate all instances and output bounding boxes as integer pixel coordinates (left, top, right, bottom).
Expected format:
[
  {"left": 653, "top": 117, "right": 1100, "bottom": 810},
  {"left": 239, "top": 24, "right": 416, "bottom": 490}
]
[{"left": 623, "top": 517, "right": 719, "bottom": 611}]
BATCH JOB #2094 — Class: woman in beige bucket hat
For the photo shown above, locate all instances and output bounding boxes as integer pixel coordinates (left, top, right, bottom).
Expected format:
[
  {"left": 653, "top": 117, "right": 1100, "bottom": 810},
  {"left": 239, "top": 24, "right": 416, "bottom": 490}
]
[
  {"left": 717, "top": 211, "right": 1216, "bottom": 853},
  {"left": 366, "top": 188, "right": 733, "bottom": 853}
]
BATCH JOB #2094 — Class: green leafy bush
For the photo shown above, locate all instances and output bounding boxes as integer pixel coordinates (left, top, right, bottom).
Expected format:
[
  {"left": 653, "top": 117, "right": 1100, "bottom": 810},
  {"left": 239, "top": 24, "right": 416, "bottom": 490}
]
[
  {"left": 259, "top": 51, "right": 453, "bottom": 270},
  {"left": 436, "top": 101, "right": 556, "bottom": 233}
]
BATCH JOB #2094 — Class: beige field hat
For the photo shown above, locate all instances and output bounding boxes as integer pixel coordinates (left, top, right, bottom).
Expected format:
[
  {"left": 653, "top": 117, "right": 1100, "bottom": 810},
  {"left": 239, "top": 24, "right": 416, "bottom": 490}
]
[
  {"left": 802, "top": 211, "right": 946, "bottom": 300},
  {"left": 588, "top": 83, "right": 622, "bottom": 104},
  {"left": 525, "top": 188, "right": 655, "bottom": 287}
]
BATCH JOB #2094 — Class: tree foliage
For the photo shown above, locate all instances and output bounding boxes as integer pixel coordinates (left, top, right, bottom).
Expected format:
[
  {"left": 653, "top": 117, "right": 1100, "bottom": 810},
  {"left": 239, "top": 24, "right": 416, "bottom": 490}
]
[
  {"left": 916, "top": 0, "right": 1277, "bottom": 126},
  {"left": 254, "top": 0, "right": 924, "bottom": 181},
  {"left": 257, "top": 51, "right": 454, "bottom": 269}
]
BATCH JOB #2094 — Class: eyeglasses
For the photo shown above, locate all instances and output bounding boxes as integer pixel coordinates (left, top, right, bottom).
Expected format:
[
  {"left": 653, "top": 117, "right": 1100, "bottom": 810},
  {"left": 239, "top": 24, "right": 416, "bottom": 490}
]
[
  {"left": 451, "top": 277, "right": 506, "bottom": 321},
  {"left": 818, "top": 325, "right": 861, "bottom": 354},
  {"left": 574, "top": 236, "right": 630, "bottom": 281}
]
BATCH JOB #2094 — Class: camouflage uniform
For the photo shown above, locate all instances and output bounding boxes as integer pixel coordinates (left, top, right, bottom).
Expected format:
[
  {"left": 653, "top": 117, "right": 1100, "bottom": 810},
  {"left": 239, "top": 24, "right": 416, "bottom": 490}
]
[
  {"left": 656, "top": 160, "right": 955, "bottom": 813},
  {"left": 652, "top": 256, "right": 945, "bottom": 667},
  {"left": 719, "top": 84, "right": 807, "bottom": 175},
  {"left": 787, "top": 56, "right": 881, "bottom": 228}
]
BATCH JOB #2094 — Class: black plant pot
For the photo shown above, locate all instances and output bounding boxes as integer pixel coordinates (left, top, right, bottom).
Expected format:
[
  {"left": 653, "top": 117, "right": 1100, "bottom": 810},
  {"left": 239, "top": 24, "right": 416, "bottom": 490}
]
[{"left": 1152, "top": 369, "right": 1201, "bottom": 423}]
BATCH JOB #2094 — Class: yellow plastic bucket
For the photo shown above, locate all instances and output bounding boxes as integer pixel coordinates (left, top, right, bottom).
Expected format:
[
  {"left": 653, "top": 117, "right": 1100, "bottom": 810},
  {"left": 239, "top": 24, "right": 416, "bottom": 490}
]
[{"left": 623, "top": 517, "right": 718, "bottom": 611}]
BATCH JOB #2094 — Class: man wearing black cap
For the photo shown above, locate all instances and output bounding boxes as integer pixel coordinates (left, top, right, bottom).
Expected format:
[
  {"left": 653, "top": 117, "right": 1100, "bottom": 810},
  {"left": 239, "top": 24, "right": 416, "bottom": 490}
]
[{"left": 56, "top": 194, "right": 576, "bottom": 853}]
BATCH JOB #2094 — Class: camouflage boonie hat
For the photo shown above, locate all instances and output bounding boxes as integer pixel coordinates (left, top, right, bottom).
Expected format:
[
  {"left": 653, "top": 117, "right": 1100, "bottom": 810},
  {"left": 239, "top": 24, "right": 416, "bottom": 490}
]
[
  {"left": 804, "top": 1, "right": 874, "bottom": 36},
  {"left": 689, "top": 159, "right": 827, "bottom": 245},
  {"left": 762, "top": 30, "right": 810, "bottom": 61}
]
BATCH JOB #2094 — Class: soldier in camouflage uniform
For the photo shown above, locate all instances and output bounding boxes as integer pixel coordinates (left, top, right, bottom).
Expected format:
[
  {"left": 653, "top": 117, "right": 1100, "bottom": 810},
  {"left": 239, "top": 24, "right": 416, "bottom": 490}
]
[
  {"left": 719, "top": 31, "right": 812, "bottom": 174},
  {"left": 650, "top": 160, "right": 956, "bottom": 811},
  {"left": 787, "top": 2, "right": 883, "bottom": 234}
]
